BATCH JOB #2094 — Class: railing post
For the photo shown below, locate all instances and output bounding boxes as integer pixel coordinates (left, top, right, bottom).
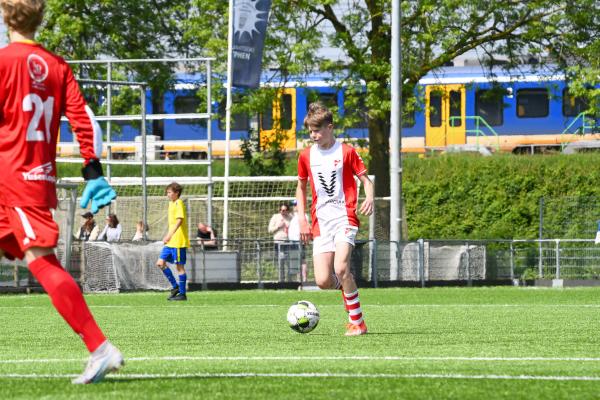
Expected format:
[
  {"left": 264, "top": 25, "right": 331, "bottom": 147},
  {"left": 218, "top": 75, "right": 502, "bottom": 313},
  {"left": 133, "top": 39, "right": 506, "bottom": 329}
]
[
  {"left": 555, "top": 239, "right": 560, "bottom": 280},
  {"left": 509, "top": 241, "right": 515, "bottom": 281},
  {"left": 418, "top": 238, "right": 425, "bottom": 288},
  {"left": 538, "top": 197, "right": 544, "bottom": 278},
  {"left": 256, "top": 241, "right": 263, "bottom": 289},
  {"left": 370, "top": 239, "right": 378, "bottom": 288},
  {"left": 466, "top": 241, "right": 472, "bottom": 286}
]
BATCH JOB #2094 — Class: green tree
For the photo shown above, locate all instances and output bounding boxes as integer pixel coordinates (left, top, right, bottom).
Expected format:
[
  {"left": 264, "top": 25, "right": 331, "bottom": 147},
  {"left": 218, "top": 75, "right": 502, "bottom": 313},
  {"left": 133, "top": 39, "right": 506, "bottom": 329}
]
[{"left": 37, "top": 0, "right": 600, "bottom": 181}]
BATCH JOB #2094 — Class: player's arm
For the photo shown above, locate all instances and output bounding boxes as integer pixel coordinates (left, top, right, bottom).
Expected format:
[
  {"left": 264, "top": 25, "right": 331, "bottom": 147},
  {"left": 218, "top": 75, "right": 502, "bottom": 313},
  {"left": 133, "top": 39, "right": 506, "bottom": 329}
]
[
  {"left": 357, "top": 174, "right": 374, "bottom": 216},
  {"left": 63, "top": 65, "right": 116, "bottom": 214},
  {"left": 295, "top": 179, "right": 312, "bottom": 243},
  {"left": 163, "top": 218, "right": 183, "bottom": 244}
]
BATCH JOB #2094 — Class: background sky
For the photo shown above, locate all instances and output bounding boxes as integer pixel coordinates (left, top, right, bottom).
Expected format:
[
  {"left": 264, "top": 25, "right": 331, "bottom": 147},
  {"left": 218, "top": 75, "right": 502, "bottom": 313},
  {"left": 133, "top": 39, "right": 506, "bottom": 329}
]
[{"left": 0, "top": 21, "right": 6, "bottom": 46}]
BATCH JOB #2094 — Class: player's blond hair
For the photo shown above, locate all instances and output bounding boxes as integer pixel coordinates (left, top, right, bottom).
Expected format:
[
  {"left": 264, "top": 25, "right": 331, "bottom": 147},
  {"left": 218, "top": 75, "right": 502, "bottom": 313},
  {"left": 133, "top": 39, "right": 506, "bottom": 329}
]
[
  {"left": 0, "top": 0, "right": 45, "bottom": 35},
  {"left": 304, "top": 102, "right": 333, "bottom": 129}
]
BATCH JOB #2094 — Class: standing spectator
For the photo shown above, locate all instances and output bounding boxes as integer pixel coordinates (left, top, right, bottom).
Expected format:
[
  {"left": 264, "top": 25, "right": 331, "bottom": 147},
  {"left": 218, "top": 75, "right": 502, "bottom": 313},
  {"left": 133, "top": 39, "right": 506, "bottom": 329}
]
[
  {"left": 156, "top": 182, "right": 190, "bottom": 301},
  {"left": 196, "top": 222, "right": 218, "bottom": 250},
  {"left": 78, "top": 212, "right": 99, "bottom": 241},
  {"left": 288, "top": 200, "right": 308, "bottom": 283},
  {"left": 268, "top": 202, "right": 292, "bottom": 241},
  {"left": 0, "top": 0, "right": 122, "bottom": 384},
  {"left": 98, "top": 213, "right": 122, "bottom": 242},
  {"left": 132, "top": 220, "right": 148, "bottom": 241},
  {"left": 268, "top": 202, "right": 293, "bottom": 281}
]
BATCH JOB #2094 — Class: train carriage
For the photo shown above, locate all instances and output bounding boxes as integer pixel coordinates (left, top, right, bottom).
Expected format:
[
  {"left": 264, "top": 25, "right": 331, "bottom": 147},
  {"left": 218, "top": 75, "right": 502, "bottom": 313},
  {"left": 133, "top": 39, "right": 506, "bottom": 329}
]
[{"left": 57, "top": 66, "right": 598, "bottom": 159}]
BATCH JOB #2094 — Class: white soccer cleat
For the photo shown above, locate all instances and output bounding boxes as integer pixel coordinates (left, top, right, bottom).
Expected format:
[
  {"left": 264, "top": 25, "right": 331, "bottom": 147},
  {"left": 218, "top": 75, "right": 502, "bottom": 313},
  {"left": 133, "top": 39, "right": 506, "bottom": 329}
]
[{"left": 72, "top": 341, "right": 124, "bottom": 384}]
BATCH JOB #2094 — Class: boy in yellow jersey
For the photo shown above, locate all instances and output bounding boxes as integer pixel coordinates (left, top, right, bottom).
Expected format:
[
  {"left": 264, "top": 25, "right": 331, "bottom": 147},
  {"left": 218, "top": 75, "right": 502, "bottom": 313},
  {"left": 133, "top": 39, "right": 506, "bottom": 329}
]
[{"left": 156, "top": 182, "right": 190, "bottom": 301}]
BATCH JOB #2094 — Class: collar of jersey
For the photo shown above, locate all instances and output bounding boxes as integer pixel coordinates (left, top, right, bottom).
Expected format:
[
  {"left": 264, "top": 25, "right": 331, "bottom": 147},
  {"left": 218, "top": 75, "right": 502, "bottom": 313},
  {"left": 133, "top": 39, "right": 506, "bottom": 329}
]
[{"left": 14, "top": 39, "right": 37, "bottom": 45}]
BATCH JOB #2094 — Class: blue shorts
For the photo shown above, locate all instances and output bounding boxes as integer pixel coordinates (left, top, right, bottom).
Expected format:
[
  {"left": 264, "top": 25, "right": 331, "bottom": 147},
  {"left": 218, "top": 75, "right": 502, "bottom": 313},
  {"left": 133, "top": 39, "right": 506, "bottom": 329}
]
[{"left": 159, "top": 246, "right": 187, "bottom": 265}]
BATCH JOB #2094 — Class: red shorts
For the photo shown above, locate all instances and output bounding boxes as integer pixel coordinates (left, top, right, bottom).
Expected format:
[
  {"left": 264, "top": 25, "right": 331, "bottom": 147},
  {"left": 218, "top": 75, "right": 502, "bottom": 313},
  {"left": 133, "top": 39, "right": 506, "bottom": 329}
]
[{"left": 0, "top": 205, "right": 59, "bottom": 260}]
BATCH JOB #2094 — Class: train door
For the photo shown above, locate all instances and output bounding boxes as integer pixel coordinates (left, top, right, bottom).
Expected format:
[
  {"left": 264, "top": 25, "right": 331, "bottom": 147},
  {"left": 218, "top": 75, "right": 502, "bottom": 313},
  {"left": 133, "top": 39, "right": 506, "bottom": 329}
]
[
  {"left": 425, "top": 84, "right": 466, "bottom": 147},
  {"left": 260, "top": 88, "right": 297, "bottom": 150}
]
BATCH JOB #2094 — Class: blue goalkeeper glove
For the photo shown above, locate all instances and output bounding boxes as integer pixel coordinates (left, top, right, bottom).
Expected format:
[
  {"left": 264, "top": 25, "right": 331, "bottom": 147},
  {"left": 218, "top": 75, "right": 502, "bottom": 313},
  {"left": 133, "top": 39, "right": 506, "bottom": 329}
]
[{"left": 80, "top": 160, "right": 117, "bottom": 214}]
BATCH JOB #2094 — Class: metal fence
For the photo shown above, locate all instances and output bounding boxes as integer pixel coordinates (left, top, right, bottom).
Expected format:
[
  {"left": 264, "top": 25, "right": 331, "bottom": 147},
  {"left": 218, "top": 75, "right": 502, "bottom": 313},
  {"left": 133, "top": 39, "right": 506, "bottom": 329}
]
[{"left": 3, "top": 238, "right": 600, "bottom": 291}]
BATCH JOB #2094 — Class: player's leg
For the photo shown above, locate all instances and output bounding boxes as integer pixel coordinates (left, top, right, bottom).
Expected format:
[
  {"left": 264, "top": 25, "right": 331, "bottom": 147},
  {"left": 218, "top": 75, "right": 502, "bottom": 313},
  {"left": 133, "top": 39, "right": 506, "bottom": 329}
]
[
  {"left": 2, "top": 203, "right": 123, "bottom": 384},
  {"left": 157, "top": 247, "right": 179, "bottom": 297},
  {"left": 333, "top": 228, "right": 367, "bottom": 336},
  {"left": 312, "top": 234, "right": 340, "bottom": 290},
  {"left": 169, "top": 248, "right": 187, "bottom": 301},
  {"left": 26, "top": 246, "right": 124, "bottom": 382}
]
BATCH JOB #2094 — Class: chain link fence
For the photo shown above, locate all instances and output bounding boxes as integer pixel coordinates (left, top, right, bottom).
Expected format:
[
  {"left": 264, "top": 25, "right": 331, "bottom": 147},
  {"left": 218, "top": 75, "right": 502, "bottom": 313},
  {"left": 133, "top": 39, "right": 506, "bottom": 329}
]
[{"left": 4, "top": 238, "right": 600, "bottom": 292}]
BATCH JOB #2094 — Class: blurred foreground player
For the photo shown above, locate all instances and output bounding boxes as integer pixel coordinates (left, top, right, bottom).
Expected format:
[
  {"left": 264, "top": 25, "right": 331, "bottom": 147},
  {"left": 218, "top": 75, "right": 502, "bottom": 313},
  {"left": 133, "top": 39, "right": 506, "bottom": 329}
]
[
  {"left": 0, "top": 0, "right": 123, "bottom": 384},
  {"left": 295, "top": 102, "right": 374, "bottom": 336}
]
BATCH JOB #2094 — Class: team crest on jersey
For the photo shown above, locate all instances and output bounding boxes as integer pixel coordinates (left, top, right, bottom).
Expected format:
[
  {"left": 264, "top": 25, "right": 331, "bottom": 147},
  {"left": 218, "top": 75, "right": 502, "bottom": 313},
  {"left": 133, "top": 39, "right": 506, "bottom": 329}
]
[
  {"left": 22, "top": 162, "right": 55, "bottom": 182},
  {"left": 27, "top": 54, "right": 49, "bottom": 83}
]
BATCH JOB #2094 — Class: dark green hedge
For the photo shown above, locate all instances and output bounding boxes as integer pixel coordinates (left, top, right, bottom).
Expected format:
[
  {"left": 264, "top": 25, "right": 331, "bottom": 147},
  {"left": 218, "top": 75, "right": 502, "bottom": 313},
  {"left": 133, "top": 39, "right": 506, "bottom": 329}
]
[{"left": 403, "top": 153, "right": 600, "bottom": 240}]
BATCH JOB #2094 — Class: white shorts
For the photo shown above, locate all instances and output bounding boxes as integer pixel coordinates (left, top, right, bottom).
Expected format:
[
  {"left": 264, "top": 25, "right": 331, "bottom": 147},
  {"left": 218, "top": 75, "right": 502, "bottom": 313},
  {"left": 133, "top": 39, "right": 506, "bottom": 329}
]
[{"left": 312, "top": 224, "right": 358, "bottom": 255}]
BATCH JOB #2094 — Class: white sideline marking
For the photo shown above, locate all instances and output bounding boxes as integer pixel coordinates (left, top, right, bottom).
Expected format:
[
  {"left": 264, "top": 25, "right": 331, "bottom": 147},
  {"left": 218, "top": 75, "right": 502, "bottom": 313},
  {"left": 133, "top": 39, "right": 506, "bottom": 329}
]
[
  {"left": 2, "top": 355, "right": 600, "bottom": 364},
  {"left": 1, "top": 372, "right": 600, "bottom": 381},
  {"left": 1, "top": 304, "right": 600, "bottom": 309}
]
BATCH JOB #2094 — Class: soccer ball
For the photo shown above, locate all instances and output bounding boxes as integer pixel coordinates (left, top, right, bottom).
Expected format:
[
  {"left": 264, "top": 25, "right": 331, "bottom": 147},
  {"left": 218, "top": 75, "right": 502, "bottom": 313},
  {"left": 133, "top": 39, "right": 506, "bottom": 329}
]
[{"left": 287, "top": 300, "right": 320, "bottom": 333}]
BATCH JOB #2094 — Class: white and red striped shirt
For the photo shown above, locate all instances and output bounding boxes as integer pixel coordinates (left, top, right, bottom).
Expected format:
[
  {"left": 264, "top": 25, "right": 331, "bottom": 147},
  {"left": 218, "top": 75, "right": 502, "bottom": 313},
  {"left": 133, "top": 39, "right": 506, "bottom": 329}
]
[
  {"left": 0, "top": 41, "right": 102, "bottom": 208},
  {"left": 297, "top": 142, "right": 367, "bottom": 238}
]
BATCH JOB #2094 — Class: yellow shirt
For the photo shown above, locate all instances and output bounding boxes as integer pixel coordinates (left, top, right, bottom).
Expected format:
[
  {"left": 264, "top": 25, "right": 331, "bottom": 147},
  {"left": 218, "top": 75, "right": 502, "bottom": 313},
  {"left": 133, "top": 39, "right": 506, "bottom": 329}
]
[{"left": 167, "top": 198, "right": 190, "bottom": 248}]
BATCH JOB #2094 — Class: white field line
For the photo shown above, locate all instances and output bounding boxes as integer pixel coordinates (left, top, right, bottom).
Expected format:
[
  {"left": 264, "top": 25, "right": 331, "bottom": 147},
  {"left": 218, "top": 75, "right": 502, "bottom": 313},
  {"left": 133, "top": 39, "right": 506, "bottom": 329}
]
[
  {"left": 1, "top": 304, "right": 600, "bottom": 309},
  {"left": 1, "top": 372, "right": 600, "bottom": 381},
  {"left": 2, "top": 355, "right": 600, "bottom": 364}
]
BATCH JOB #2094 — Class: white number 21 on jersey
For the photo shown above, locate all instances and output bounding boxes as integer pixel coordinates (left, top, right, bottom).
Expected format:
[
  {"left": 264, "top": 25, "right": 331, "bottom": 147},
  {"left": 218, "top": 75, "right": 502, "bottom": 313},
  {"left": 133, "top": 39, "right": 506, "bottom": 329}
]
[{"left": 23, "top": 94, "right": 54, "bottom": 143}]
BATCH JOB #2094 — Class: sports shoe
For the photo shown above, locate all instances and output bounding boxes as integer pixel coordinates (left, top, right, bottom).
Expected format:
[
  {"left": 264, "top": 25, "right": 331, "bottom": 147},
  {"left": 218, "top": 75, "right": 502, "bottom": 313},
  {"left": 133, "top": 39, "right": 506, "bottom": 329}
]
[
  {"left": 72, "top": 341, "right": 124, "bottom": 384},
  {"left": 168, "top": 287, "right": 180, "bottom": 299},
  {"left": 345, "top": 321, "right": 368, "bottom": 336},
  {"left": 168, "top": 293, "right": 187, "bottom": 301}
]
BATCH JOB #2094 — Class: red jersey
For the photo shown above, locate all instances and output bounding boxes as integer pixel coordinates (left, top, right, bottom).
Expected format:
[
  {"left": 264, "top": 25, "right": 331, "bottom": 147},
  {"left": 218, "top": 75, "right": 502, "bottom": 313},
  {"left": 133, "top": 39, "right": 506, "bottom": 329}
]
[
  {"left": 297, "top": 142, "right": 367, "bottom": 237},
  {"left": 0, "top": 41, "right": 102, "bottom": 209}
]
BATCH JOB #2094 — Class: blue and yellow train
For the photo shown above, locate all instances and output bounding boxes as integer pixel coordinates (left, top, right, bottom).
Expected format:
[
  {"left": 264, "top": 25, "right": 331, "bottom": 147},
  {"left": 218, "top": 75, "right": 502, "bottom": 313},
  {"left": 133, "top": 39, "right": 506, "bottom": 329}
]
[{"left": 58, "top": 65, "right": 599, "bottom": 158}]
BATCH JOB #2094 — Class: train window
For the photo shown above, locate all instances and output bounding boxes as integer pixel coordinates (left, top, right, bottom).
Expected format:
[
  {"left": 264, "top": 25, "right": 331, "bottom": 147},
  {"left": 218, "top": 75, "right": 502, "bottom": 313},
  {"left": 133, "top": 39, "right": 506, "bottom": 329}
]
[
  {"left": 174, "top": 96, "right": 206, "bottom": 126},
  {"left": 280, "top": 94, "right": 293, "bottom": 130},
  {"left": 261, "top": 94, "right": 292, "bottom": 130},
  {"left": 562, "top": 88, "right": 589, "bottom": 117},
  {"left": 516, "top": 89, "right": 549, "bottom": 118},
  {"left": 449, "top": 90, "right": 462, "bottom": 127},
  {"left": 475, "top": 90, "right": 503, "bottom": 126},
  {"left": 307, "top": 93, "right": 337, "bottom": 111},
  {"left": 218, "top": 102, "right": 250, "bottom": 131},
  {"left": 429, "top": 92, "right": 442, "bottom": 127},
  {"left": 261, "top": 104, "right": 273, "bottom": 130}
]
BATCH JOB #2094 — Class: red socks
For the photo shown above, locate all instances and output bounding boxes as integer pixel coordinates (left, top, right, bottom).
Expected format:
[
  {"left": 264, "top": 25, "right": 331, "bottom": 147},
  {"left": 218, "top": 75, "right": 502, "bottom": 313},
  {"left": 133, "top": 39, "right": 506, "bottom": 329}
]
[{"left": 28, "top": 255, "right": 106, "bottom": 352}]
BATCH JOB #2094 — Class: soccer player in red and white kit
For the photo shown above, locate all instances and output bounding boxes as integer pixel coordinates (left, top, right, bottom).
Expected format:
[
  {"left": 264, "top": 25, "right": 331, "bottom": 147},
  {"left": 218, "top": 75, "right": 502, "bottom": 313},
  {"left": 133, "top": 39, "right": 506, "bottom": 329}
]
[
  {"left": 0, "top": 0, "right": 123, "bottom": 383},
  {"left": 296, "top": 102, "right": 374, "bottom": 336}
]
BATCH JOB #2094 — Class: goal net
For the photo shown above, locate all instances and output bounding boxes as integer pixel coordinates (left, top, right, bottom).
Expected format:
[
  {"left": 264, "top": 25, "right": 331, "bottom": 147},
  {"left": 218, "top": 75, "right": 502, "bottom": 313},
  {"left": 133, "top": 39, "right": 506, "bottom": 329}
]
[
  {"left": 82, "top": 241, "right": 169, "bottom": 292},
  {"left": 399, "top": 241, "right": 486, "bottom": 281}
]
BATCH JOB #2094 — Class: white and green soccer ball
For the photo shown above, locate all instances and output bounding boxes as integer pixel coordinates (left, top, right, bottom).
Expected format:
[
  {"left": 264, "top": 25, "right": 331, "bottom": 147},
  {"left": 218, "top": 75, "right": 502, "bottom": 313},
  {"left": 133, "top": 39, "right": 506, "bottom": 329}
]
[{"left": 287, "top": 300, "right": 320, "bottom": 333}]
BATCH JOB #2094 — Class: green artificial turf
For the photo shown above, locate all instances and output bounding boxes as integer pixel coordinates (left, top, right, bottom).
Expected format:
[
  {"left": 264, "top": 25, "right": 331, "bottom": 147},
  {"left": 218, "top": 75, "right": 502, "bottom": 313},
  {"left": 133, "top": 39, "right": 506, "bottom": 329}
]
[{"left": 0, "top": 287, "right": 599, "bottom": 399}]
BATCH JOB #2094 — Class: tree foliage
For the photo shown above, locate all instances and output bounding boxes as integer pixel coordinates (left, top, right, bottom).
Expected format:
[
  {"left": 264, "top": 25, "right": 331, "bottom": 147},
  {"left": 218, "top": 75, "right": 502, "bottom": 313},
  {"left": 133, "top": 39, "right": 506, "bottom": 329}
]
[{"left": 36, "top": 0, "right": 600, "bottom": 182}]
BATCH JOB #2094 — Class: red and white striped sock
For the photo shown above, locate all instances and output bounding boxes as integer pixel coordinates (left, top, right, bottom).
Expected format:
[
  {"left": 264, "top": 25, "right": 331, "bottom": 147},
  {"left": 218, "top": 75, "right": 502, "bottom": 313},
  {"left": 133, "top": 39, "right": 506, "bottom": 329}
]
[
  {"left": 344, "top": 290, "right": 363, "bottom": 325},
  {"left": 341, "top": 289, "right": 350, "bottom": 313}
]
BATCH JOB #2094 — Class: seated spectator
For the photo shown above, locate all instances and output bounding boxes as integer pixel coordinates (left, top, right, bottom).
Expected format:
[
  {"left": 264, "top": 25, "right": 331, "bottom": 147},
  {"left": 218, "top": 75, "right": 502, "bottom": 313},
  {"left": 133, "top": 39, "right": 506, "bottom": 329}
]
[
  {"left": 77, "top": 212, "right": 99, "bottom": 241},
  {"left": 98, "top": 213, "right": 122, "bottom": 242},
  {"left": 132, "top": 220, "right": 148, "bottom": 241},
  {"left": 196, "top": 223, "right": 218, "bottom": 250}
]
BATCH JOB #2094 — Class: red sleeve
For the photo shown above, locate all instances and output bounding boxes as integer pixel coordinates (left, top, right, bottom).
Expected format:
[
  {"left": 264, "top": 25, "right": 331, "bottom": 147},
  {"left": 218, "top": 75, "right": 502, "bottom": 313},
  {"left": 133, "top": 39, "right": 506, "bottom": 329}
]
[
  {"left": 297, "top": 148, "right": 309, "bottom": 180},
  {"left": 349, "top": 146, "right": 367, "bottom": 176},
  {"left": 62, "top": 65, "right": 103, "bottom": 163}
]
